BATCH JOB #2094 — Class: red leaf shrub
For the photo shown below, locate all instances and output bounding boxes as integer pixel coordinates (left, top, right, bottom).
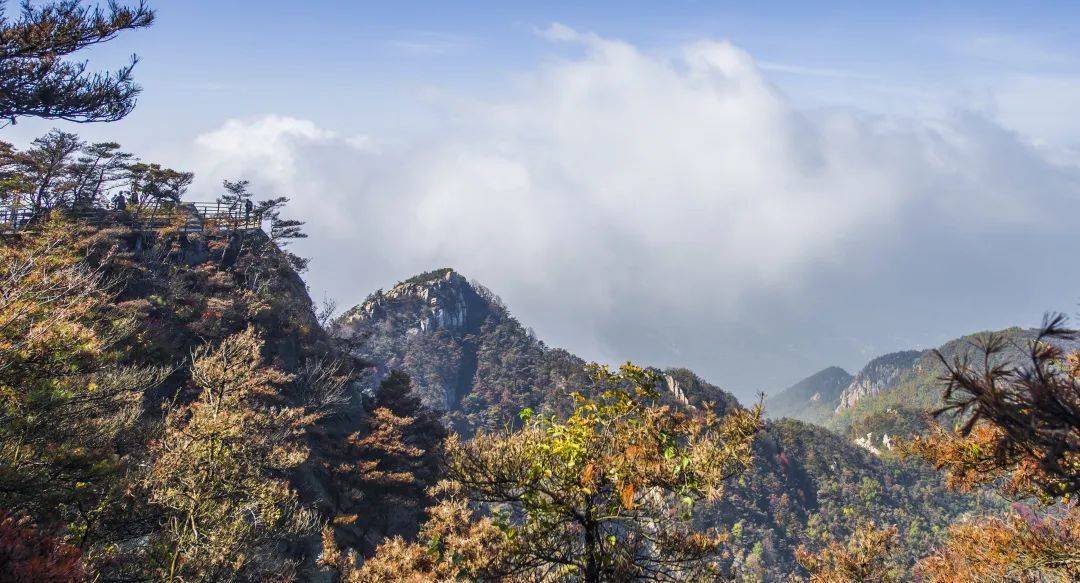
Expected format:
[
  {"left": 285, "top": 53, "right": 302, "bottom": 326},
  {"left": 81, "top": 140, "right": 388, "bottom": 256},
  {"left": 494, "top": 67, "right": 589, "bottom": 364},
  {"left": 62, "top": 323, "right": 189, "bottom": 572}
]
[{"left": 0, "top": 512, "right": 84, "bottom": 583}]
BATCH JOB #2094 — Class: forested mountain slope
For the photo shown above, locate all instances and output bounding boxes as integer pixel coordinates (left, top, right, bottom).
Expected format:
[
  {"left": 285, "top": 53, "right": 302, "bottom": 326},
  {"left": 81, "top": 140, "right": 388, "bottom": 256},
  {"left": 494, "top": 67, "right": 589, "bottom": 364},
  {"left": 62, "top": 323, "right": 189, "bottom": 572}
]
[
  {"left": 0, "top": 218, "right": 1003, "bottom": 580},
  {"left": 335, "top": 268, "right": 995, "bottom": 578},
  {"left": 3, "top": 4, "right": 1071, "bottom": 579},
  {"left": 336, "top": 268, "right": 739, "bottom": 435},
  {"left": 0, "top": 215, "right": 447, "bottom": 579}
]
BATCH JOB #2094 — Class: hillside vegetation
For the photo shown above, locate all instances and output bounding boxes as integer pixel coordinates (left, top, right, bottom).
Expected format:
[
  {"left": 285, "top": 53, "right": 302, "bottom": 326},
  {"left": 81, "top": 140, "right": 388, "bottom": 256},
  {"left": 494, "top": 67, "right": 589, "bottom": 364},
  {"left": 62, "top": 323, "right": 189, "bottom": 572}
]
[
  {"left": 0, "top": 196, "right": 444, "bottom": 578},
  {"left": 2, "top": 3, "right": 1078, "bottom": 580}
]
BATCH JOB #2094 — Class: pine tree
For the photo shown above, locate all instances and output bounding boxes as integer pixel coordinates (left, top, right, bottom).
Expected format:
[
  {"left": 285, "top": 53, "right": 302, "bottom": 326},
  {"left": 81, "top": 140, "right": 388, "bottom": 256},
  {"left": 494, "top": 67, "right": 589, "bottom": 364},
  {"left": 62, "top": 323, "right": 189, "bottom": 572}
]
[
  {"left": 0, "top": 1, "right": 154, "bottom": 124},
  {"left": 67, "top": 141, "right": 132, "bottom": 207},
  {"left": 347, "top": 372, "right": 446, "bottom": 540},
  {"left": 20, "top": 129, "right": 82, "bottom": 211},
  {"left": 903, "top": 315, "right": 1080, "bottom": 581}
]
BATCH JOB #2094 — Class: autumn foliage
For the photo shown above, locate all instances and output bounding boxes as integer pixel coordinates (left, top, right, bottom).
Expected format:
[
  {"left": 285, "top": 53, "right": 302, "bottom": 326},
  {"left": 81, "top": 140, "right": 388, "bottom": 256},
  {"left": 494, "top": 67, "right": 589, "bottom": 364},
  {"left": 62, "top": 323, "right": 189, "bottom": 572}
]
[
  {"left": 0, "top": 209, "right": 334, "bottom": 579},
  {"left": 795, "top": 522, "right": 900, "bottom": 583},
  {"left": 916, "top": 505, "right": 1080, "bottom": 582},
  {"left": 144, "top": 327, "right": 316, "bottom": 580},
  {"left": 903, "top": 316, "right": 1080, "bottom": 581},
  {"left": 0, "top": 219, "right": 164, "bottom": 574},
  {"left": 923, "top": 315, "right": 1080, "bottom": 501},
  {"left": 0, "top": 512, "right": 83, "bottom": 583}
]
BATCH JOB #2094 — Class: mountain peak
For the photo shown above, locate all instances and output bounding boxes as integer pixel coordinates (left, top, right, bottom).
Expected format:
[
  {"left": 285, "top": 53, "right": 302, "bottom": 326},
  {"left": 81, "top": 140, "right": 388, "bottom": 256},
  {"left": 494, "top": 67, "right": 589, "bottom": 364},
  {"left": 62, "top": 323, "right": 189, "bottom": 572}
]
[
  {"left": 400, "top": 267, "right": 462, "bottom": 286},
  {"left": 342, "top": 268, "right": 494, "bottom": 335},
  {"left": 336, "top": 267, "right": 746, "bottom": 428}
]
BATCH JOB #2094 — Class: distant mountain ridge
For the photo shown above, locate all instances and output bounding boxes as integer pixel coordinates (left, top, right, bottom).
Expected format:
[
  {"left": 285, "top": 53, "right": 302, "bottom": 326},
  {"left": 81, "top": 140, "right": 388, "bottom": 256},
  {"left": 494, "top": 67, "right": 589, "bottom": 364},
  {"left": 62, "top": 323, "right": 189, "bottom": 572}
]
[
  {"left": 835, "top": 349, "right": 926, "bottom": 411},
  {"left": 765, "top": 366, "right": 853, "bottom": 425},
  {"left": 771, "top": 326, "right": 1080, "bottom": 439}
]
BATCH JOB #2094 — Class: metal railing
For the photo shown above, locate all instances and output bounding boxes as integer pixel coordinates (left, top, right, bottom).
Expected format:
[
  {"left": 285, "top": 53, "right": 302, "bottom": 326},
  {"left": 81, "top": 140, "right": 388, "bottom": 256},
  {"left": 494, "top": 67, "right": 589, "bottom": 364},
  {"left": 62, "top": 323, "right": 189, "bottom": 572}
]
[
  {"left": 2, "top": 206, "right": 35, "bottom": 232},
  {"left": 185, "top": 202, "right": 263, "bottom": 232},
  {"left": 0, "top": 200, "right": 264, "bottom": 234}
]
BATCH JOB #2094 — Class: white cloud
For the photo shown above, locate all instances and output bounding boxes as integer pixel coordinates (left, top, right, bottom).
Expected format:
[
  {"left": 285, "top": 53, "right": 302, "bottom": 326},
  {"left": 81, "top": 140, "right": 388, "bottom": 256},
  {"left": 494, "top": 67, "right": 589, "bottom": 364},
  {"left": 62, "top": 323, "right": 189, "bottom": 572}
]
[
  {"left": 194, "top": 116, "right": 334, "bottom": 185},
  {"left": 992, "top": 75, "right": 1080, "bottom": 146},
  {"left": 938, "top": 33, "right": 1080, "bottom": 147},
  {"left": 187, "top": 27, "right": 1080, "bottom": 395}
]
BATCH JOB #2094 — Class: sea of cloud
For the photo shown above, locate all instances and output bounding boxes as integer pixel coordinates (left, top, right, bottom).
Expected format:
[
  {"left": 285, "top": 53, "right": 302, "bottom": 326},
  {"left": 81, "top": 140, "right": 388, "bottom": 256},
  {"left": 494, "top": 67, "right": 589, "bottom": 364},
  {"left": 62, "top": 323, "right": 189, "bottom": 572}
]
[{"left": 188, "top": 26, "right": 1080, "bottom": 397}]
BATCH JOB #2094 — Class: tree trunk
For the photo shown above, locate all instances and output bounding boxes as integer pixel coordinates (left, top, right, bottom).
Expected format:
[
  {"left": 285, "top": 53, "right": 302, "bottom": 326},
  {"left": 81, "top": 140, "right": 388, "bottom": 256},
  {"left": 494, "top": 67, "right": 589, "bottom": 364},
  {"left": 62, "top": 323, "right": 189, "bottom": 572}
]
[
  {"left": 584, "top": 524, "right": 600, "bottom": 583},
  {"left": 583, "top": 500, "right": 600, "bottom": 583}
]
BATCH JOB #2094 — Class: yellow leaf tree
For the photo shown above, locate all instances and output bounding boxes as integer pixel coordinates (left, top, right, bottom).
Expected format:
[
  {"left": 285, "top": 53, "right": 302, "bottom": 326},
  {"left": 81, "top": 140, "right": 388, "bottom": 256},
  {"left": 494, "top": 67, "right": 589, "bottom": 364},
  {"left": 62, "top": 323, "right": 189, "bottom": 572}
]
[
  {"left": 0, "top": 218, "right": 164, "bottom": 569},
  {"left": 145, "top": 327, "right": 315, "bottom": 581}
]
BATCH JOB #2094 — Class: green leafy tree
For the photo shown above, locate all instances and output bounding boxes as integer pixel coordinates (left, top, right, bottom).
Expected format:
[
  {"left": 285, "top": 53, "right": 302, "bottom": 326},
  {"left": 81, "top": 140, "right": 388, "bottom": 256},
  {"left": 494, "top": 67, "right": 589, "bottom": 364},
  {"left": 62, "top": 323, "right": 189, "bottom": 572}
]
[
  {"left": 361, "top": 362, "right": 763, "bottom": 582},
  {"left": 0, "top": 0, "right": 154, "bottom": 124}
]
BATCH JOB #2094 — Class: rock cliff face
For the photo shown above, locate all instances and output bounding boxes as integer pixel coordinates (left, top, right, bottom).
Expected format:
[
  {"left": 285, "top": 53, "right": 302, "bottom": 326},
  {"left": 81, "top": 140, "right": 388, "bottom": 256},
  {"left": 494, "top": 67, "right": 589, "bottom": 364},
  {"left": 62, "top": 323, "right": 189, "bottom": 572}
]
[
  {"left": 835, "top": 350, "right": 925, "bottom": 411},
  {"left": 342, "top": 268, "right": 488, "bottom": 336},
  {"left": 661, "top": 367, "right": 741, "bottom": 416}
]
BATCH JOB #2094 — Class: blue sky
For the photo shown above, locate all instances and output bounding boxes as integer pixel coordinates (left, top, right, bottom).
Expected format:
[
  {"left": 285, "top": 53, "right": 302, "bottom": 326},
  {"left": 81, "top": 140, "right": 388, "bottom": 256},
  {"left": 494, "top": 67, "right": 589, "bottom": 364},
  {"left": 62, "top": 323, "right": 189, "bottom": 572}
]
[
  {"left": 6, "top": 1, "right": 1080, "bottom": 397},
  {"left": 12, "top": 1, "right": 1080, "bottom": 148}
]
